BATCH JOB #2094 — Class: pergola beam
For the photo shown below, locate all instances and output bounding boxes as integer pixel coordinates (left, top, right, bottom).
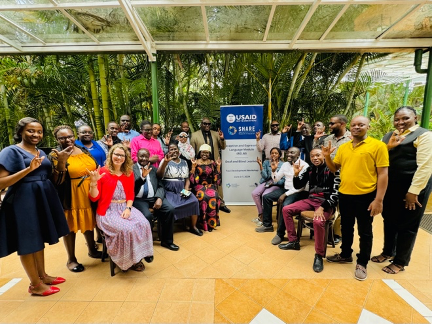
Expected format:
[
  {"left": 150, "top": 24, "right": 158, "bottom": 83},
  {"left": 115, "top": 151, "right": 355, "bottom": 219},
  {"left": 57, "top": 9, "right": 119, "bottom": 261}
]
[
  {"left": 289, "top": 0, "right": 320, "bottom": 49},
  {"left": 0, "top": 14, "right": 46, "bottom": 45},
  {"left": 263, "top": 5, "right": 276, "bottom": 42},
  {"left": 0, "top": 35, "right": 23, "bottom": 52}
]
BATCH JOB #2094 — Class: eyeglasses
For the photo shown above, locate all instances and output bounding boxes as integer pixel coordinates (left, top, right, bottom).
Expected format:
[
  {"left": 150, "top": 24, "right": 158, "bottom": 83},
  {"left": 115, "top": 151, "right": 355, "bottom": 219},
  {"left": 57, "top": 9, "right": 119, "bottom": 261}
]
[
  {"left": 57, "top": 135, "right": 74, "bottom": 141},
  {"left": 79, "top": 131, "right": 93, "bottom": 135},
  {"left": 141, "top": 128, "right": 153, "bottom": 132},
  {"left": 113, "top": 152, "right": 125, "bottom": 158},
  {"left": 271, "top": 124, "right": 279, "bottom": 127},
  {"left": 202, "top": 122, "right": 211, "bottom": 126},
  {"left": 179, "top": 135, "right": 188, "bottom": 138}
]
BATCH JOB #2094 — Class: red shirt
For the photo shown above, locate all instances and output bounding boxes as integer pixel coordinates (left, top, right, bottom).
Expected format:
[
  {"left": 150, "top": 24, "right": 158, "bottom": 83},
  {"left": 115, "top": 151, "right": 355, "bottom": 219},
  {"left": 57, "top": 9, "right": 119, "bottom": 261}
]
[{"left": 89, "top": 166, "right": 135, "bottom": 216}]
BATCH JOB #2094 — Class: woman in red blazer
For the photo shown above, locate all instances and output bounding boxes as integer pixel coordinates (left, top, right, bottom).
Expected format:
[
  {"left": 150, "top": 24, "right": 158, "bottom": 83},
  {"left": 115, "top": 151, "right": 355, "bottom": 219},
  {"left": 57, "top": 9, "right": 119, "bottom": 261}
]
[{"left": 88, "top": 144, "right": 153, "bottom": 272}]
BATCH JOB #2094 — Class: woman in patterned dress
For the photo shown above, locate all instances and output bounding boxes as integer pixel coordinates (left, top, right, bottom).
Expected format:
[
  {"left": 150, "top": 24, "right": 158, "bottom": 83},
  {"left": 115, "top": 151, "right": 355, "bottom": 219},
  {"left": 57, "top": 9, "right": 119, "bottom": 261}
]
[
  {"left": 88, "top": 144, "right": 153, "bottom": 272},
  {"left": 189, "top": 144, "right": 222, "bottom": 232}
]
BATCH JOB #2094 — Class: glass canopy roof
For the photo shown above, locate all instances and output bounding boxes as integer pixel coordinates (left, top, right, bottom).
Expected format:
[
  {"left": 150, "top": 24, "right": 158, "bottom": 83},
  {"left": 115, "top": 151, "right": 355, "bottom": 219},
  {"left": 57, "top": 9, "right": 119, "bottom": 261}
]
[{"left": 0, "top": 0, "right": 432, "bottom": 62}]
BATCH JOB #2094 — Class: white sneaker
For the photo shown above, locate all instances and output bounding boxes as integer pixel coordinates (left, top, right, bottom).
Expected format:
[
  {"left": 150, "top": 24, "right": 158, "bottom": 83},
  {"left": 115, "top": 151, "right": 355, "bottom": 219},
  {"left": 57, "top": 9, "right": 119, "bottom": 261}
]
[
  {"left": 252, "top": 218, "right": 260, "bottom": 223},
  {"left": 256, "top": 221, "right": 263, "bottom": 227}
]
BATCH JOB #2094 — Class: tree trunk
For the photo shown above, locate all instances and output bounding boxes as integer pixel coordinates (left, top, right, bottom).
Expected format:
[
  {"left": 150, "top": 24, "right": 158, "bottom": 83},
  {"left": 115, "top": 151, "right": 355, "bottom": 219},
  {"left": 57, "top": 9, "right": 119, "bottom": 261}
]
[
  {"left": 87, "top": 56, "right": 104, "bottom": 138},
  {"left": 281, "top": 52, "right": 307, "bottom": 125},
  {"left": 0, "top": 83, "right": 14, "bottom": 145},
  {"left": 98, "top": 54, "right": 110, "bottom": 130},
  {"left": 174, "top": 54, "right": 194, "bottom": 132},
  {"left": 343, "top": 53, "right": 367, "bottom": 115}
]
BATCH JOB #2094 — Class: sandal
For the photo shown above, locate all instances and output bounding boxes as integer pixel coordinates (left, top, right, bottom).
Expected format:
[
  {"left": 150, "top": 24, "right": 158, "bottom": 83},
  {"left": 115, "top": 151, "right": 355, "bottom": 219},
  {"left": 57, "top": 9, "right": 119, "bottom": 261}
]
[
  {"left": 382, "top": 264, "right": 405, "bottom": 274},
  {"left": 130, "top": 261, "right": 145, "bottom": 272},
  {"left": 371, "top": 254, "right": 393, "bottom": 263}
]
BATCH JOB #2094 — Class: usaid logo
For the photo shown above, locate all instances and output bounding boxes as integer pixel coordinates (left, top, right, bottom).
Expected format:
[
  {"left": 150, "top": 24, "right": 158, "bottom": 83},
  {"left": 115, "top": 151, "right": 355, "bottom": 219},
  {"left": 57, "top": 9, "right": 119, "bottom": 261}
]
[
  {"left": 236, "top": 114, "right": 257, "bottom": 122},
  {"left": 226, "top": 114, "right": 236, "bottom": 123}
]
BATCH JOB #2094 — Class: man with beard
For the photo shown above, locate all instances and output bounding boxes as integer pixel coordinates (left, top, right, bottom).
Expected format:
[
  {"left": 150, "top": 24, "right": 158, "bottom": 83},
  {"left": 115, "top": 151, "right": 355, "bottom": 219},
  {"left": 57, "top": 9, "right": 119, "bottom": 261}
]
[
  {"left": 75, "top": 125, "right": 106, "bottom": 166},
  {"left": 117, "top": 115, "right": 140, "bottom": 141},
  {"left": 324, "top": 116, "right": 388, "bottom": 281},
  {"left": 255, "top": 147, "right": 308, "bottom": 239},
  {"left": 256, "top": 120, "right": 282, "bottom": 160},
  {"left": 97, "top": 121, "right": 122, "bottom": 155},
  {"left": 278, "top": 148, "right": 340, "bottom": 273},
  {"left": 190, "top": 117, "right": 230, "bottom": 213}
]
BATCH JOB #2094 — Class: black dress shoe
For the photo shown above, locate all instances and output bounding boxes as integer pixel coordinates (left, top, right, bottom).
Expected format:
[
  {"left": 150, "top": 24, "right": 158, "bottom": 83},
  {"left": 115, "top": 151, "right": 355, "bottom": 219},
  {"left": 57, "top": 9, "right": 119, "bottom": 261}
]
[
  {"left": 88, "top": 251, "right": 103, "bottom": 259},
  {"left": 161, "top": 242, "right": 180, "bottom": 251},
  {"left": 68, "top": 263, "right": 84, "bottom": 272},
  {"left": 144, "top": 256, "right": 154, "bottom": 263},
  {"left": 220, "top": 206, "right": 231, "bottom": 213},
  {"left": 278, "top": 241, "right": 300, "bottom": 250},
  {"left": 190, "top": 228, "right": 203, "bottom": 236},
  {"left": 313, "top": 254, "right": 324, "bottom": 273}
]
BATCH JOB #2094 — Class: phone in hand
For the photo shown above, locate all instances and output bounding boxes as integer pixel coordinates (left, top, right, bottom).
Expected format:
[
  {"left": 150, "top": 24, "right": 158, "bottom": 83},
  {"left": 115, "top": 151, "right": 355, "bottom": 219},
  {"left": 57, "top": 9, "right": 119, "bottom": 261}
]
[{"left": 180, "top": 189, "right": 191, "bottom": 197}]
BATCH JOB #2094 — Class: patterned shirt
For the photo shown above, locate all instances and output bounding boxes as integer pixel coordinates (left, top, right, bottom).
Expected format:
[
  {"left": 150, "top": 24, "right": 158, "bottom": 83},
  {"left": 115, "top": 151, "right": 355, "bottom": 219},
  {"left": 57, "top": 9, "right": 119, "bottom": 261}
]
[{"left": 322, "top": 130, "right": 352, "bottom": 159}]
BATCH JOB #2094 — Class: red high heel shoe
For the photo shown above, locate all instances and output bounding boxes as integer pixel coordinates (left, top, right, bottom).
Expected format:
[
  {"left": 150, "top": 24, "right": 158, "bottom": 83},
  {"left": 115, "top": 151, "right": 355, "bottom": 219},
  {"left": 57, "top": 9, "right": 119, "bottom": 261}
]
[
  {"left": 28, "top": 281, "right": 60, "bottom": 296},
  {"left": 40, "top": 275, "right": 66, "bottom": 285}
]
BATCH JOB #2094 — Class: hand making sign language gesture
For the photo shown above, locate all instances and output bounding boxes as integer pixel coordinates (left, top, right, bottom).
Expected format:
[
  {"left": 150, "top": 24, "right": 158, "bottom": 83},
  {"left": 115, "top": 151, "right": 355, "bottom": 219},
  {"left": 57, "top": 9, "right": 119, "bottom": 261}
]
[
  {"left": 321, "top": 141, "right": 336, "bottom": 158},
  {"left": 256, "top": 157, "right": 263, "bottom": 171},
  {"left": 255, "top": 130, "right": 261, "bottom": 140},
  {"left": 281, "top": 125, "right": 292, "bottom": 133},
  {"left": 297, "top": 118, "right": 305, "bottom": 131},
  {"left": 87, "top": 165, "right": 106, "bottom": 183},
  {"left": 293, "top": 159, "right": 304, "bottom": 177},
  {"left": 28, "top": 150, "right": 45, "bottom": 172},
  {"left": 386, "top": 131, "right": 406, "bottom": 150},
  {"left": 141, "top": 162, "right": 151, "bottom": 178},
  {"left": 218, "top": 128, "right": 224, "bottom": 140}
]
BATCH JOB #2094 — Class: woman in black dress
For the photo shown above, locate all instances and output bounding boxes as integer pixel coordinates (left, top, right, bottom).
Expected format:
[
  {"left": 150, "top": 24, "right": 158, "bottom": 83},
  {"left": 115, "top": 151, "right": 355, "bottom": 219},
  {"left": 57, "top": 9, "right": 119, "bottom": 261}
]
[{"left": 0, "top": 118, "right": 70, "bottom": 296}]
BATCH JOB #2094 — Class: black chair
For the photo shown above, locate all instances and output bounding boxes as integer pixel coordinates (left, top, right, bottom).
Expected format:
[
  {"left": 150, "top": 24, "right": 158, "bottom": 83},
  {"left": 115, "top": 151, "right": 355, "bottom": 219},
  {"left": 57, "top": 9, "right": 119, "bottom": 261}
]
[{"left": 100, "top": 231, "right": 116, "bottom": 277}]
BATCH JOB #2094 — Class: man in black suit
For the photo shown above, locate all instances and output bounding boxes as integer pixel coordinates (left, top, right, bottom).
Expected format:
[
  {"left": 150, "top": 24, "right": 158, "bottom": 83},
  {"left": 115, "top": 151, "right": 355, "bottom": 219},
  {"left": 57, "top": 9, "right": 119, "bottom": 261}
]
[{"left": 133, "top": 148, "right": 179, "bottom": 251}]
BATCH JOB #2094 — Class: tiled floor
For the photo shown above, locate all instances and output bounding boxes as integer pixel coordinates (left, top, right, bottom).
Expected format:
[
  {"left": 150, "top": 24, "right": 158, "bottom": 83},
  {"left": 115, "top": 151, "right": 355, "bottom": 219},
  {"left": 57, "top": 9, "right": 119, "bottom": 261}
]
[{"left": 0, "top": 201, "right": 431, "bottom": 323}]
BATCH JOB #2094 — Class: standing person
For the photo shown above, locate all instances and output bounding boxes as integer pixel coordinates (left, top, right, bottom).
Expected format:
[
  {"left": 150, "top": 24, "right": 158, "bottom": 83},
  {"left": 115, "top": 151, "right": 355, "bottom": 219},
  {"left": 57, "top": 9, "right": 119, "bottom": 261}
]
[
  {"left": 372, "top": 106, "right": 432, "bottom": 274},
  {"left": 322, "top": 114, "right": 352, "bottom": 244},
  {"left": 133, "top": 148, "right": 179, "bottom": 251},
  {"left": 323, "top": 116, "right": 389, "bottom": 281},
  {"left": 76, "top": 125, "right": 106, "bottom": 166},
  {"left": 117, "top": 115, "right": 140, "bottom": 141},
  {"left": 157, "top": 143, "right": 201, "bottom": 236},
  {"left": 130, "top": 120, "right": 164, "bottom": 166},
  {"left": 88, "top": 144, "right": 154, "bottom": 272},
  {"left": 0, "top": 117, "right": 69, "bottom": 296},
  {"left": 97, "top": 121, "right": 122, "bottom": 156},
  {"left": 255, "top": 147, "right": 308, "bottom": 242},
  {"left": 177, "top": 131, "right": 195, "bottom": 170},
  {"left": 312, "top": 121, "right": 328, "bottom": 148},
  {"left": 152, "top": 123, "right": 168, "bottom": 154},
  {"left": 190, "top": 117, "right": 230, "bottom": 213},
  {"left": 49, "top": 125, "right": 101, "bottom": 273},
  {"left": 189, "top": 144, "right": 222, "bottom": 232},
  {"left": 293, "top": 119, "right": 313, "bottom": 166},
  {"left": 256, "top": 120, "right": 282, "bottom": 160},
  {"left": 251, "top": 147, "right": 285, "bottom": 224},
  {"left": 279, "top": 148, "right": 340, "bottom": 273}
]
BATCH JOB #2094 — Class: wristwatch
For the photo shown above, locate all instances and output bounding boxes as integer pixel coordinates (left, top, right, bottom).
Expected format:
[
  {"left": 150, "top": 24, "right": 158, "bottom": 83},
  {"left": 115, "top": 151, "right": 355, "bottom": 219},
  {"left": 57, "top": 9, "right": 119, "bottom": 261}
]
[{"left": 126, "top": 206, "right": 132, "bottom": 211}]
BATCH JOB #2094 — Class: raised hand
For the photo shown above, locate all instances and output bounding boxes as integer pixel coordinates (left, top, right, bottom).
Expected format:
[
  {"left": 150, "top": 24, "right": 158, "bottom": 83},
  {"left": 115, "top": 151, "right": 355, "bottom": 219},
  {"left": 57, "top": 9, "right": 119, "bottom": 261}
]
[
  {"left": 164, "top": 152, "right": 174, "bottom": 163},
  {"left": 297, "top": 118, "right": 304, "bottom": 131},
  {"left": 29, "top": 151, "right": 45, "bottom": 172},
  {"left": 256, "top": 157, "right": 262, "bottom": 166},
  {"left": 293, "top": 159, "right": 304, "bottom": 176},
  {"left": 87, "top": 165, "right": 105, "bottom": 182},
  {"left": 51, "top": 145, "right": 73, "bottom": 163},
  {"left": 321, "top": 141, "right": 335, "bottom": 158},
  {"left": 141, "top": 162, "right": 151, "bottom": 178},
  {"left": 102, "top": 135, "right": 113, "bottom": 147},
  {"left": 164, "top": 131, "right": 172, "bottom": 145},
  {"left": 281, "top": 125, "right": 292, "bottom": 133},
  {"left": 122, "top": 139, "right": 131, "bottom": 149},
  {"left": 218, "top": 128, "right": 224, "bottom": 140},
  {"left": 191, "top": 158, "right": 197, "bottom": 168},
  {"left": 387, "top": 131, "right": 406, "bottom": 150},
  {"left": 216, "top": 158, "right": 222, "bottom": 166},
  {"left": 255, "top": 130, "right": 261, "bottom": 140},
  {"left": 270, "top": 160, "right": 278, "bottom": 172},
  {"left": 314, "top": 129, "right": 324, "bottom": 140}
]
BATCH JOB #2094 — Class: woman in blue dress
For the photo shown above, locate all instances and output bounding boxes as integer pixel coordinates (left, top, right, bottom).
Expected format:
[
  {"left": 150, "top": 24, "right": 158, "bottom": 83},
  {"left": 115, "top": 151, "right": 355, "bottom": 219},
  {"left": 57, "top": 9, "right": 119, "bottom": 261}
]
[{"left": 0, "top": 118, "right": 70, "bottom": 296}]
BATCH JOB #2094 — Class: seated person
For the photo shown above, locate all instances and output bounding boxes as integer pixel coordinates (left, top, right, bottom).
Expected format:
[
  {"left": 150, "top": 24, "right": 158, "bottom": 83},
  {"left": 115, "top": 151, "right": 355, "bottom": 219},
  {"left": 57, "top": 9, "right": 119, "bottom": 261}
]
[
  {"left": 279, "top": 148, "right": 340, "bottom": 273},
  {"left": 256, "top": 147, "right": 308, "bottom": 244},
  {"left": 133, "top": 149, "right": 178, "bottom": 251},
  {"left": 88, "top": 144, "right": 153, "bottom": 272},
  {"left": 189, "top": 144, "right": 221, "bottom": 232},
  {"left": 251, "top": 147, "right": 284, "bottom": 224},
  {"left": 157, "top": 143, "right": 201, "bottom": 236}
]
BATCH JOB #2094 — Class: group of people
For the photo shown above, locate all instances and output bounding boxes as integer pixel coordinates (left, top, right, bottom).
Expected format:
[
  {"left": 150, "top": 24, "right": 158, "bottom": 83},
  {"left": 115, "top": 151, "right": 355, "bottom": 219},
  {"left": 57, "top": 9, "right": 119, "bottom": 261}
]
[
  {"left": 253, "top": 108, "right": 432, "bottom": 280},
  {"left": 0, "top": 115, "right": 231, "bottom": 296}
]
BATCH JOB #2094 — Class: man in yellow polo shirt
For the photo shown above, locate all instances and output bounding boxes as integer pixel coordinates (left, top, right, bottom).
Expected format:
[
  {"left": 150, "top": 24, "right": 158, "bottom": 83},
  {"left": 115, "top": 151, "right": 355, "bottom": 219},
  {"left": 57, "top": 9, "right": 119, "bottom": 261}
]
[{"left": 322, "top": 116, "right": 389, "bottom": 281}]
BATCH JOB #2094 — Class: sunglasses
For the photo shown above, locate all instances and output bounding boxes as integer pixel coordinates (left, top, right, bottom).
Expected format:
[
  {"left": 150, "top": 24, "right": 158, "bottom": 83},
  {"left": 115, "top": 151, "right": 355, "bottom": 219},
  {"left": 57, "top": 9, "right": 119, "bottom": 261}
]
[
  {"left": 271, "top": 124, "right": 279, "bottom": 127},
  {"left": 179, "top": 135, "right": 188, "bottom": 138},
  {"left": 328, "top": 122, "right": 338, "bottom": 126},
  {"left": 202, "top": 122, "right": 211, "bottom": 126}
]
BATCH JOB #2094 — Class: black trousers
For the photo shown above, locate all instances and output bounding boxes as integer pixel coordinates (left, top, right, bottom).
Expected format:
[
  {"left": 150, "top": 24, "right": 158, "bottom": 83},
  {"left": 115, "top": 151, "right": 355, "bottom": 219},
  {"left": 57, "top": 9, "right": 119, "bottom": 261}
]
[
  {"left": 382, "top": 175, "right": 432, "bottom": 266},
  {"left": 339, "top": 192, "right": 375, "bottom": 267},
  {"left": 133, "top": 197, "right": 175, "bottom": 244}
]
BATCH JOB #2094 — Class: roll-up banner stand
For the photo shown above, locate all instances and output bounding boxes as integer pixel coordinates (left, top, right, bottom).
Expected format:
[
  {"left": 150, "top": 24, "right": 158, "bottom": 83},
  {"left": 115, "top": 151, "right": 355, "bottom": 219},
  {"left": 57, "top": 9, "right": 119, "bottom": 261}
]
[{"left": 220, "top": 105, "right": 263, "bottom": 205}]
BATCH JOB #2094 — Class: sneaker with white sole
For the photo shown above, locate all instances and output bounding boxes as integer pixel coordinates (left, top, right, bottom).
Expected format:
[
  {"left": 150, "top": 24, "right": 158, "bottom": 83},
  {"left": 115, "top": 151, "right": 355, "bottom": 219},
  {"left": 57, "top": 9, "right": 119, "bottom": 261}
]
[
  {"left": 255, "top": 225, "right": 274, "bottom": 233},
  {"left": 354, "top": 264, "right": 367, "bottom": 281}
]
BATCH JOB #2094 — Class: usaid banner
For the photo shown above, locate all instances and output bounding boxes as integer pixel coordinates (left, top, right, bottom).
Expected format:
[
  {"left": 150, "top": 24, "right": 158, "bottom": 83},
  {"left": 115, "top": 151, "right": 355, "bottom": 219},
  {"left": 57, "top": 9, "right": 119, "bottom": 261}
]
[{"left": 220, "top": 105, "right": 263, "bottom": 204}]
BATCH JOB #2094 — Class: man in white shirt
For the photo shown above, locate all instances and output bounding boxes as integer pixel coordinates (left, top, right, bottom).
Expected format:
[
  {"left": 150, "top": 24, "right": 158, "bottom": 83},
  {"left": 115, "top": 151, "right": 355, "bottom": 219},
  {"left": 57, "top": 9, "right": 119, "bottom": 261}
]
[
  {"left": 132, "top": 148, "right": 179, "bottom": 251},
  {"left": 255, "top": 147, "right": 309, "bottom": 245}
]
